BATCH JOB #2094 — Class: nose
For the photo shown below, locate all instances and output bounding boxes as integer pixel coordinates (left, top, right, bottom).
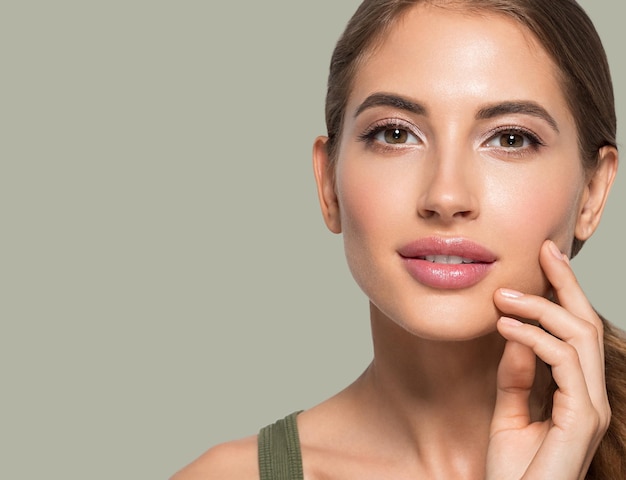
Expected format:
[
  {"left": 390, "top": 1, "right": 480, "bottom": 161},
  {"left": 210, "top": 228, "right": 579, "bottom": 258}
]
[{"left": 417, "top": 148, "right": 479, "bottom": 222}]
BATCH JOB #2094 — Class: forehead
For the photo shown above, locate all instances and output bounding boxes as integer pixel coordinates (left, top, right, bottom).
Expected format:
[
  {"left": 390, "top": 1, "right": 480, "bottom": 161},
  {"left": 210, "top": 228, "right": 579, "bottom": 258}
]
[{"left": 347, "top": 4, "right": 570, "bottom": 119}]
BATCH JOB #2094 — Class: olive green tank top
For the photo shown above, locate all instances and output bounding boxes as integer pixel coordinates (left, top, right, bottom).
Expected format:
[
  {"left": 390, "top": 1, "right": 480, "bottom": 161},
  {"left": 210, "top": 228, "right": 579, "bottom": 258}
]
[{"left": 258, "top": 412, "right": 304, "bottom": 480}]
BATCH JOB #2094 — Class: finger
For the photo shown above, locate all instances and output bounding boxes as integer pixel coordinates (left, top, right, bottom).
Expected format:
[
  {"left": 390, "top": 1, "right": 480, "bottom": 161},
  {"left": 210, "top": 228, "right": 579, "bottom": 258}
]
[
  {"left": 497, "top": 317, "right": 604, "bottom": 479},
  {"left": 494, "top": 289, "right": 607, "bottom": 412},
  {"left": 490, "top": 334, "right": 536, "bottom": 434},
  {"left": 539, "top": 240, "right": 604, "bottom": 383},
  {"left": 496, "top": 316, "right": 593, "bottom": 420},
  {"left": 540, "top": 240, "right": 608, "bottom": 419},
  {"left": 541, "top": 240, "right": 604, "bottom": 342}
]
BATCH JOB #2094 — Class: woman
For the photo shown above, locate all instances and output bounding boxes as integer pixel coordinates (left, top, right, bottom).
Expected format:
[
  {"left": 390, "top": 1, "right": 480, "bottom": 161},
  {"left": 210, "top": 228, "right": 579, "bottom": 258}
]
[{"left": 173, "top": 0, "right": 625, "bottom": 478}]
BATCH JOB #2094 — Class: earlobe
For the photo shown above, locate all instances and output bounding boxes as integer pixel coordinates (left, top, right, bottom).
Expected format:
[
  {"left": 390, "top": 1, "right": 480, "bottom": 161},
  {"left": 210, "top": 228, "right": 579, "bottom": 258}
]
[
  {"left": 313, "top": 136, "right": 342, "bottom": 234},
  {"left": 575, "top": 146, "right": 619, "bottom": 241}
]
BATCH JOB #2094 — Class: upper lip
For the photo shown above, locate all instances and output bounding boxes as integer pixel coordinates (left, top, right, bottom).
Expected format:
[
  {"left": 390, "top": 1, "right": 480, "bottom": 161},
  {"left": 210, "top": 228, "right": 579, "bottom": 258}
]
[{"left": 397, "top": 236, "right": 497, "bottom": 263}]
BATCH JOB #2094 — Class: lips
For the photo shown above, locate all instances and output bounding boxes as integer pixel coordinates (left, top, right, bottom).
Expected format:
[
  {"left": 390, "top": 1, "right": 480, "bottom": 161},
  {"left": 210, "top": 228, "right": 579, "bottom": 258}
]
[{"left": 398, "top": 237, "right": 496, "bottom": 289}]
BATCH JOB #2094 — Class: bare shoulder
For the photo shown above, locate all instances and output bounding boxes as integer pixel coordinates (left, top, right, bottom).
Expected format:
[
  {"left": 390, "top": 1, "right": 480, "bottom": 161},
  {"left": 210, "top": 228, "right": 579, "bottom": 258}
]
[{"left": 170, "top": 435, "right": 259, "bottom": 480}]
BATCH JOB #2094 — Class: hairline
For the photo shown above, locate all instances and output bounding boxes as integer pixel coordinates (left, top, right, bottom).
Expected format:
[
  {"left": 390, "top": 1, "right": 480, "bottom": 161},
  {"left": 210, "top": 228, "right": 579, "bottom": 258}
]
[{"left": 328, "top": 2, "right": 589, "bottom": 169}]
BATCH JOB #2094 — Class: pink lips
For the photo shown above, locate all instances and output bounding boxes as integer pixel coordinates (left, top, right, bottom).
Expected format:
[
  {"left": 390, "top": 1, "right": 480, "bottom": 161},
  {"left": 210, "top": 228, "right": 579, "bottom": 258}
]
[{"left": 398, "top": 237, "right": 496, "bottom": 289}]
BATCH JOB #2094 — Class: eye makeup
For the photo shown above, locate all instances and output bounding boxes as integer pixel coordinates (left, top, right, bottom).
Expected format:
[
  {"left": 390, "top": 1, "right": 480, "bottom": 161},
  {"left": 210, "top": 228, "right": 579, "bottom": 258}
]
[
  {"left": 481, "top": 125, "right": 546, "bottom": 159},
  {"left": 357, "top": 117, "right": 424, "bottom": 152}
]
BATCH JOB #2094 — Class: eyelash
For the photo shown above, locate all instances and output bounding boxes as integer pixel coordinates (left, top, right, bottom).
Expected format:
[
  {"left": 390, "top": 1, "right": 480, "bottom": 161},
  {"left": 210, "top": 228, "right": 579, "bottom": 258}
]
[
  {"left": 358, "top": 118, "right": 422, "bottom": 149},
  {"left": 358, "top": 120, "right": 545, "bottom": 157},
  {"left": 482, "top": 126, "right": 545, "bottom": 156}
]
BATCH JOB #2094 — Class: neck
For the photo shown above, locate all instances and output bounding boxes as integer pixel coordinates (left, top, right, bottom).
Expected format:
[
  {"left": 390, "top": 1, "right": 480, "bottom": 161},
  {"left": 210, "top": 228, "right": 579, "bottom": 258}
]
[
  {"left": 351, "top": 303, "right": 507, "bottom": 475},
  {"left": 367, "top": 303, "right": 505, "bottom": 404}
]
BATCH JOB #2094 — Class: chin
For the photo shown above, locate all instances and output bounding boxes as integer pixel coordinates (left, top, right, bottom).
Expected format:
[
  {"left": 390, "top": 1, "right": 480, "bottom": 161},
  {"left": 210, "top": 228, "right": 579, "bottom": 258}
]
[{"left": 372, "top": 296, "right": 503, "bottom": 342}]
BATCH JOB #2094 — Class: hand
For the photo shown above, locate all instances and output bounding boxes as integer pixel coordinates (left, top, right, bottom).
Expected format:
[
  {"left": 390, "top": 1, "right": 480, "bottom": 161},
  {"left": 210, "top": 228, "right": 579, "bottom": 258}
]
[{"left": 486, "top": 240, "right": 611, "bottom": 479}]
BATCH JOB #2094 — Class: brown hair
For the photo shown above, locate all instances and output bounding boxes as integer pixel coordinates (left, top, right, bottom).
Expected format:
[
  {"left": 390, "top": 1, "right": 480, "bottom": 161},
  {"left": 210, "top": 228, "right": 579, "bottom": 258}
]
[{"left": 324, "top": 0, "right": 625, "bottom": 477}]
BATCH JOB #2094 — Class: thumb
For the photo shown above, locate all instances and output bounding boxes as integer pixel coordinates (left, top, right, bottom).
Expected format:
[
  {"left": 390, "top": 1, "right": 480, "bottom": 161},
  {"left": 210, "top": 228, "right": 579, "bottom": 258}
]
[{"left": 491, "top": 334, "right": 537, "bottom": 434}]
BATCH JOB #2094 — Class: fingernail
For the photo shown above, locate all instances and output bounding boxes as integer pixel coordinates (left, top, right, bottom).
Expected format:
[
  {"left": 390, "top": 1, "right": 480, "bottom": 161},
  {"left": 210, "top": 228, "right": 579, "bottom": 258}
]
[
  {"left": 548, "top": 240, "right": 564, "bottom": 261},
  {"left": 499, "top": 316, "right": 523, "bottom": 327},
  {"left": 500, "top": 288, "right": 523, "bottom": 299}
]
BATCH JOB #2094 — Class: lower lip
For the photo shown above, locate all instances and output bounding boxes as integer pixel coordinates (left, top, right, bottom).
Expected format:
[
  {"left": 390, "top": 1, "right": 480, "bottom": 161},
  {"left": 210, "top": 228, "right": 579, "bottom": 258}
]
[{"left": 401, "top": 258, "right": 494, "bottom": 289}]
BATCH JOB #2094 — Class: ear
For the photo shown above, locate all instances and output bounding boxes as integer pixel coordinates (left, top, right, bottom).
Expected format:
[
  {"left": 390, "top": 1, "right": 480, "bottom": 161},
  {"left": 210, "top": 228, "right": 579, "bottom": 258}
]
[
  {"left": 313, "top": 136, "right": 341, "bottom": 233},
  {"left": 575, "top": 146, "right": 619, "bottom": 241}
]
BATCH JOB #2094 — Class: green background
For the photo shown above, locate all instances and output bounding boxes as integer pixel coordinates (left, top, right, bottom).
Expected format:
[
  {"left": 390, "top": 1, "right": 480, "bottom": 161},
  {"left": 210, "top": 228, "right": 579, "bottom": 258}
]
[{"left": 2, "top": 1, "right": 624, "bottom": 478}]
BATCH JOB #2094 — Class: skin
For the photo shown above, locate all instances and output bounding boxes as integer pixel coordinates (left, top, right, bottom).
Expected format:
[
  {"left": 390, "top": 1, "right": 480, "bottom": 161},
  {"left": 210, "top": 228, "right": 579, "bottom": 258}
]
[{"left": 171, "top": 4, "right": 618, "bottom": 479}]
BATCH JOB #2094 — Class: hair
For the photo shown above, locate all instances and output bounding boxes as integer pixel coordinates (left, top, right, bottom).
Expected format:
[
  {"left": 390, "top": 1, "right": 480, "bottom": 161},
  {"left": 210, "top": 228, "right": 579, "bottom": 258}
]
[{"left": 324, "top": 0, "right": 626, "bottom": 477}]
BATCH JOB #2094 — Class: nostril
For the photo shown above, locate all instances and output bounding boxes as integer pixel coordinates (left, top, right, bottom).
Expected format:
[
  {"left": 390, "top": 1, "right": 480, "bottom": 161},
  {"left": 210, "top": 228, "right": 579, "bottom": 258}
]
[
  {"left": 455, "top": 210, "right": 474, "bottom": 218},
  {"left": 418, "top": 208, "right": 436, "bottom": 219},
  {"left": 417, "top": 206, "right": 478, "bottom": 221}
]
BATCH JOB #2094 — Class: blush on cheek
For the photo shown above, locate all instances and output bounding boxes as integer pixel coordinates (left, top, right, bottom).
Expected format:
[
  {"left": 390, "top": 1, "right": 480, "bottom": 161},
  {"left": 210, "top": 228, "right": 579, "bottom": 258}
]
[
  {"left": 337, "top": 166, "right": 407, "bottom": 239},
  {"left": 493, "top": 181, "right": 579, "bottom": 297},
  {"left": 508, "top": 173, "right": 580, "bottom": 242},
  {"left": 535, "top": 189, "right": 581, "bottom": 250}
]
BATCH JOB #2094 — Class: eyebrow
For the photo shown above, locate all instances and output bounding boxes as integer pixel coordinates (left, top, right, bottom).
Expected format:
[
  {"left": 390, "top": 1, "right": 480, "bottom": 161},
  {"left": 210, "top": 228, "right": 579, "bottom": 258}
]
[
  {"left": 476, "top": 101, "right": 560, "bottom": 133},
  {"left": 355, "top": 93, "right": 560, "bottom": 133},
  {"left": 354, "top": 93, "right": 427, "bottom": 118}
]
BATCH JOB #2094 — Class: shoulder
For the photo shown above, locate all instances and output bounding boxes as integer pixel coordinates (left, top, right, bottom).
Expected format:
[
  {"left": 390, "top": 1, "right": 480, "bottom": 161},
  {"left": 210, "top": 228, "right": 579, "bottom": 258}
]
[{"left": 170, "top": 435, "right": 259, "bottom": 480}]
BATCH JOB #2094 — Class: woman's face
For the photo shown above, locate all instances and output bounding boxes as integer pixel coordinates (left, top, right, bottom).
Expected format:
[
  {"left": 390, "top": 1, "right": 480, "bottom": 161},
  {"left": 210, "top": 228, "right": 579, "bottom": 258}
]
[{"left": 317, "top": 5, "right": 593, "bottom": 340}]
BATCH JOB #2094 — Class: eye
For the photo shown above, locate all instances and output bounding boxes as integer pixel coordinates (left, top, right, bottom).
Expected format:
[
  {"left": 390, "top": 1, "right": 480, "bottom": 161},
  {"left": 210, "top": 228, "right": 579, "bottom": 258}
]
[
  {"left": 359, "top": 120, "right": 422, "bottom": 147},
  {"left": 484, "top": 129, "right": 542, "bottom": 149},
  {"left": 375, "top": 127, "right": 420, "bottom": 145}
]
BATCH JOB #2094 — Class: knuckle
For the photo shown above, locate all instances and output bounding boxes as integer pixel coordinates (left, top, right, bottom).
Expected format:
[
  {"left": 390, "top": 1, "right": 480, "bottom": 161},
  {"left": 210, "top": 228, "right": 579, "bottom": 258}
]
[
  {"left": 586, "top": 402, "right": 611, "bottom": 436},
  {"left": 579, "top": 320, "right": 599, "bottom": 341},
  {"left": 554, "top": 343, "right": 579, "bottom": 364},
  {"left": 600, "top": 403, "right": 612, "bottom": 432},
  {"left": 595, "top": 315, "right": 605, "bottom": 335}
]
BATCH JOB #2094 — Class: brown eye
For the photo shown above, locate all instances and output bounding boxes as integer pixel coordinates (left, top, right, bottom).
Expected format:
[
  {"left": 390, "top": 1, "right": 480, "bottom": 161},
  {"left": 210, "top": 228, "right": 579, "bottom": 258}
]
[
  {"left": 384, "top": 128, "right": 409, "bottom": 144},
  {"left": 364, "top": 123, "right": 421, "bottom": 146},
  {"left": 500, "top": 133, "right": 524, "bottom": 148},
  {"left": 484, "top": 129, "right": 539, "bottom": 150}
]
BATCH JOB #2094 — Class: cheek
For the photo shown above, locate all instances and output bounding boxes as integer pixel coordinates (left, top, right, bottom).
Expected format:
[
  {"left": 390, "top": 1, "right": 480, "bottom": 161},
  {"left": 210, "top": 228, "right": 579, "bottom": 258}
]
[
  {"left": 500, "top": 172, "right": 582, "bottom": 246},
  {"left": 334, "top": 159, "right": 416, "bottom": 283},
  {"left": 336, "top": 160, "right": 415, "bottom": 239},
  {"left": 488, "top": 166, "right": 583, "bottom": 295}
]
